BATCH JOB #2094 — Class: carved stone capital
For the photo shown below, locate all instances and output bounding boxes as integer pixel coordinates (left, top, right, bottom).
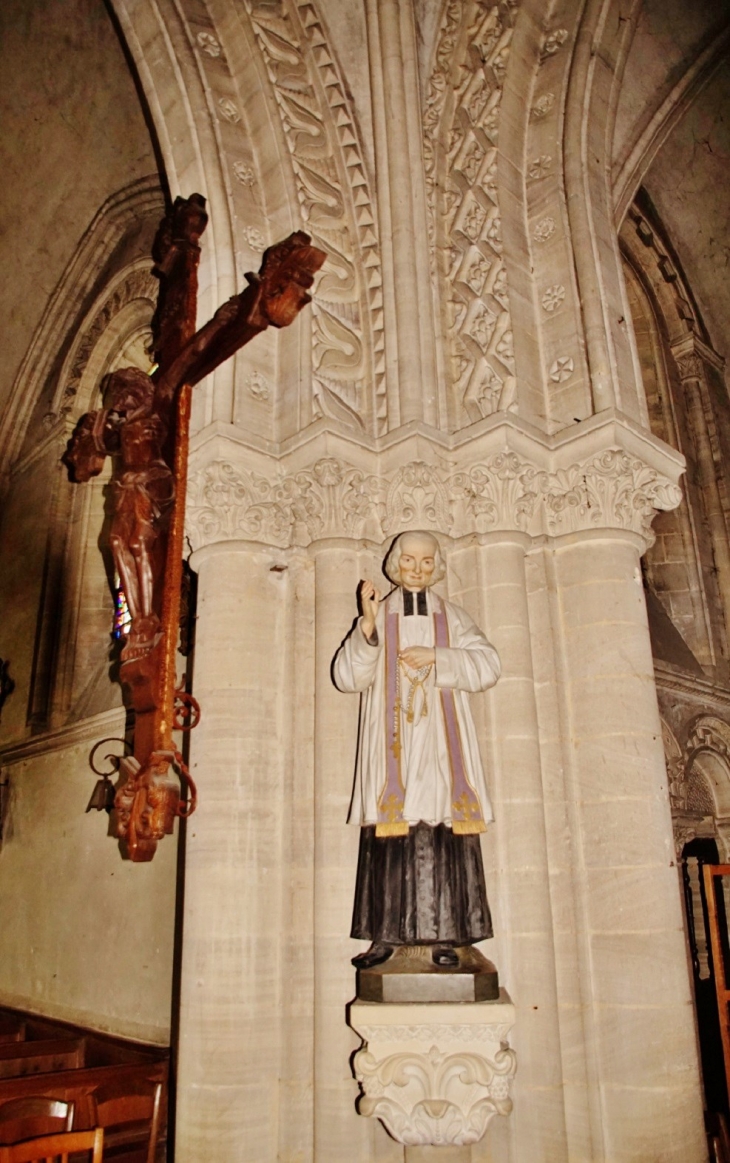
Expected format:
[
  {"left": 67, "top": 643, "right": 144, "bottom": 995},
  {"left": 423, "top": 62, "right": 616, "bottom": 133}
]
[
  {"left": 674, "top": 352, "right": 704, "bottom": 383},
  {"left": 348, "top": 999, "right": 516, "bottom": 1148},
  {"left": 186, "top": 441, "right": 682, "bottom": 551},
  {"left": 671, "top": 334, "right": 725, "bottom": 383}
]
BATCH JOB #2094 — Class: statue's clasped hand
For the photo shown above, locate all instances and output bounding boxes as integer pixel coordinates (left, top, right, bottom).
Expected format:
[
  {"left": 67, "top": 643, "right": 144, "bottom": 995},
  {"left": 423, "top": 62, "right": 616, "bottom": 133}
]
[{"left": 398, "top": 646, "right": 435, "bottom": 669}]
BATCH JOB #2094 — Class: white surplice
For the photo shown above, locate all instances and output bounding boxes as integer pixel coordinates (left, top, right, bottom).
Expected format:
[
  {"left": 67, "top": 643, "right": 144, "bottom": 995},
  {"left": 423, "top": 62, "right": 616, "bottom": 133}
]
[{"left": 333, "top": 588, "right": 501, "bottom": 828}]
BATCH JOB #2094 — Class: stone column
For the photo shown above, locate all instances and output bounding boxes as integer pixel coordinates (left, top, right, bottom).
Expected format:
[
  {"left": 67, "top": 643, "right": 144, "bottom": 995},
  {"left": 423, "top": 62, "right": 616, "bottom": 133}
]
[
  {"left": 673, "top": 344, "right": 730, "bottom": 658},
  {"left": 471, "top": 535, "right": 568, "bottom": 1162},
  {"left": 312, "top": 543, "right": 391, "bottom": 1160},
  {"left": 365, "top": 0, "right": 437, "bottom": 427},
  {"left": 548, "top": 528, "right": 706, "bottom": 1162},
  {"left": 175, "top": 541, "right": 289, "bottom": 1162}
]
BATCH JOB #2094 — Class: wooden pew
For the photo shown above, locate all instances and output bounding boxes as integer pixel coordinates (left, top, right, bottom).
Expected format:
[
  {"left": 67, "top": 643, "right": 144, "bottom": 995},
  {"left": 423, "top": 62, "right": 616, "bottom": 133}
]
[
  {"left": 0, "top": 1042, "right": 85, "bottom": 1081},
  {"left": 0, "top": 1008, "right": 168, "bottom": 1158}
]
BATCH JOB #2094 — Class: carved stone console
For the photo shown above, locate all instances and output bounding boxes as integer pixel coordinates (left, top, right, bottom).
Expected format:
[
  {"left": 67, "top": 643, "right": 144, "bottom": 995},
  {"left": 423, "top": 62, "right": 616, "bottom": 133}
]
[{"left": 348, "top": 996, "right": 516, "bottom": 1150}]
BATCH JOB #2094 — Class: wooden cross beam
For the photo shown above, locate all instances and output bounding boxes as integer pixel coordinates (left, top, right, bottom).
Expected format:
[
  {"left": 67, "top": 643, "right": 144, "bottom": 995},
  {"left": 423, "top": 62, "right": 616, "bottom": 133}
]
[{"left": 66, "top": 195, "right": 325, "bottom": 861}]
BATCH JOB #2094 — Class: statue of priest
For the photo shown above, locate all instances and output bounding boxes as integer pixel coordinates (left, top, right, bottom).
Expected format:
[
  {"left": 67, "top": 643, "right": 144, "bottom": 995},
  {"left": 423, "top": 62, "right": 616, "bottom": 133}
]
[{"left": 333, "top": 530, "right": 501, "bottom": 970}]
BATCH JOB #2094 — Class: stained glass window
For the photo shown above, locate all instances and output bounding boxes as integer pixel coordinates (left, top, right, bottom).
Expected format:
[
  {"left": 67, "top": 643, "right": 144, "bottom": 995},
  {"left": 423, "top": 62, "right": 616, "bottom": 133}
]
[{"left": 113, "top": 572, "right": 132, "bottom": 639}]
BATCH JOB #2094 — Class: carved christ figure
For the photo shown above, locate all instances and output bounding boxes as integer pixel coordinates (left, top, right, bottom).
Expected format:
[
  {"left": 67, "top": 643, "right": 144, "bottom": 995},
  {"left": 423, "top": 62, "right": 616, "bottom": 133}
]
[
  {"left": 333, "top": 530, "right": 501, "bottom": 969},
  {"left": 66, "top": 368, "right": 174, "bottom": 658},
  {"left": 66, "top": 230, "right": 326, "bottom": 662}
]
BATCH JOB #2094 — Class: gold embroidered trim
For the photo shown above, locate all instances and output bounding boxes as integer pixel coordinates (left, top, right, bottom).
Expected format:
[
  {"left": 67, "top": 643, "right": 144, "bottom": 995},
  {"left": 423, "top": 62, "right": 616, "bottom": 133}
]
[{"left": 376, "top": 821, "right": 410, "bottom": 837}]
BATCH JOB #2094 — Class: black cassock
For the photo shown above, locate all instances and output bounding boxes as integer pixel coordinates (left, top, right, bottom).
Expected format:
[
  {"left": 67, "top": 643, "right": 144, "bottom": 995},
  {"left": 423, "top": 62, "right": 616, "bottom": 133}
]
[{"left": 351, "top": 821, "right": 492, "bottom": 946}]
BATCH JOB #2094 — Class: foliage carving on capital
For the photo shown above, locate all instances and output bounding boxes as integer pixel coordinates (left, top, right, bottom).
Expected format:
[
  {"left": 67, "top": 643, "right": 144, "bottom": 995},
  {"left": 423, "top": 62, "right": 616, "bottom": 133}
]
[
  {"left": 451, "top": 452, "right": 542, "bottom": 533},
  {"left": 186, "top": 447, "right": 682, "bottom": 550},
  {"left": 540, "top": 450, "right": 682, "bottom": 544},
  {"left": 675, "top": 352, "right": 704, "bottom": 383},
  {"left": 352, "top": 1042, "right": 516, "bottom": 1147}
]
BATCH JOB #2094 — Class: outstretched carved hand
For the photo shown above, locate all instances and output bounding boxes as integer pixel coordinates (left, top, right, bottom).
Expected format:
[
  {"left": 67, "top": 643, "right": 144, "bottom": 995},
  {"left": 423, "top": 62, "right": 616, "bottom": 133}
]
[{"left": 360, "top": 579, "right": 381, "bottom": 640}]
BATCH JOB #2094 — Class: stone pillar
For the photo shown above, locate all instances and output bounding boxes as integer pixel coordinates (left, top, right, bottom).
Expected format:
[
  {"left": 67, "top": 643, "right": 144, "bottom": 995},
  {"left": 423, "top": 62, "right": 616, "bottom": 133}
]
[
  {"left": 472, "top": 535, "right": 568, "bottom": 1162},
  {"left": 175, "top": 541, "right": 288, "bottom": 1162},
  {"left": 673, "top": 343, "right": 730, "bottom": 659},
  {"left": 365, "top": 0, "right": 437, "bottom": 427},
  {"left": 312, "top": 544, "right": 378, "bottom": 1159},
  {"left": 548, "top": 529, "right": 706, "bottom": 1162}
]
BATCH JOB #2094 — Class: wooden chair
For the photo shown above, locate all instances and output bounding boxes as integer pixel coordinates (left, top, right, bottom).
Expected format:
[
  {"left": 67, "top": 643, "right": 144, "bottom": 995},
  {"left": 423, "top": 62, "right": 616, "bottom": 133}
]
[
  {"left": 0, "top": 1098, "right": 74, "bottom": 1145},
  {"left": 90, "top": 1078, "right": 163, "bottom": 1163},
  {"left": 0, "top": 1127, "right": 103, "bottom": 1162}
]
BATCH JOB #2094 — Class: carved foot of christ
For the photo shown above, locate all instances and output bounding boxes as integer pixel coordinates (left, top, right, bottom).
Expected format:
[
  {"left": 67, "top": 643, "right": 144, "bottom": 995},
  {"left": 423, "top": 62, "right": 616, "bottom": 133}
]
[{"left": 121, "top": 613, "right": 162, "bottom": 661}]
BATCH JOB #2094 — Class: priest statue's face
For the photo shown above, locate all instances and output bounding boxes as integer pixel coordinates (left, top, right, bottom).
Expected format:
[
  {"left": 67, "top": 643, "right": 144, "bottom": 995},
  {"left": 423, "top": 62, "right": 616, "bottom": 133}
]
[{"left": 397, "top": 532, "right": 438, "bottom": 592}]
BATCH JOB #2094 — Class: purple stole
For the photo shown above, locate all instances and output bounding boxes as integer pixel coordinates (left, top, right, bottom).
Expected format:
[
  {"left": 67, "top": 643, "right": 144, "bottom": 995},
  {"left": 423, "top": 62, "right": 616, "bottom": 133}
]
[{"left": 376, "top": 590, "right": 486, "bottom": 837}]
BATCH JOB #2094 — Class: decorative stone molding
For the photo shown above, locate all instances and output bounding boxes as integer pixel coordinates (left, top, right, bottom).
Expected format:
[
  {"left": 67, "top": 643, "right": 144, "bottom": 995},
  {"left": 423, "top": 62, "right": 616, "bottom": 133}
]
[
  {"left": 349, "top": 999, "right": 516, "bottom": 1147},
  {"left": 186, "top": 446, "right": 682, "bottom": 551},
  {"left": 424, "top": 0, "right": 518, "bottom": 425},
  {"left": 243, "top": 0, "right": 385, "bottom": 433},
  {"left": 662, "top": 714, "right": 724, "bottom": 829},
  {"left": 686, "top": 716, "right": 730, "bottom": 767},
  {"left": 54, "top": 265, "right": 158, "bottom": 416}
]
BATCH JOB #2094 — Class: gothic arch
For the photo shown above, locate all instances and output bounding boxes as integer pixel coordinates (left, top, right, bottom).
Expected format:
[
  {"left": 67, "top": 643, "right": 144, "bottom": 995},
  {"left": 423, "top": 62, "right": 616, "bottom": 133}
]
[
  {"left": 686, "top": 716, "right": 730, "bottom": 820},
  {"left": 0, "top": 176, "right": 164, "bottom": 484}
]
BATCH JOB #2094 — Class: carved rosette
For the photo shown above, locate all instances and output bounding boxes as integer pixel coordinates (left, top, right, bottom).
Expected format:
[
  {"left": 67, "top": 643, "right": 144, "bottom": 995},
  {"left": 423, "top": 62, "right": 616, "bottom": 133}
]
[
  {"left": 349, "top": 1001, "right": 517, "bottom": 1147},
  {"left": 186, "top": 445, "right": 682, "bottom": 551}
]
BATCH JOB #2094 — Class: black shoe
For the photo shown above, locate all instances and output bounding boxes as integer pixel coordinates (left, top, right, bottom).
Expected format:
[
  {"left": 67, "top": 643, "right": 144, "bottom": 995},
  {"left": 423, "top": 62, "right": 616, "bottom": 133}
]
[
  {"left": 432, "top": 944, "right": 459, "bottom": 968},
  {"left": 352, "top": 942, "right": 395, "bottom": 969}
]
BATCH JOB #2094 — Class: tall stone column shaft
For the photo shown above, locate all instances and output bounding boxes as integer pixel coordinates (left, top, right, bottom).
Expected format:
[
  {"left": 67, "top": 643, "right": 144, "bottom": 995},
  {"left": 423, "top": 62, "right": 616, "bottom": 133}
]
[
  {"left": 176, "top": 542, "right": 291, "bottom": 1162},
  {"left": 543, "top": 530, "right": 706, "bottom": 1162},
  {"left": 313, "top": 544, "right": 401, "bottom": 1162},
  {"left": 365, "top": 0, "right": 437, "bottom": 428},
  {"left": 468, "top": 536, "right": 568, "bottom": 1163}
]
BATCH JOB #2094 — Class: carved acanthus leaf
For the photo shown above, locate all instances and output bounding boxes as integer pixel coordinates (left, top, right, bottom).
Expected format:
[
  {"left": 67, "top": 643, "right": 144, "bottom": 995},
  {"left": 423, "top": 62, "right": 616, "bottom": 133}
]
[
  {"left": 352, "top": 1043, "right": 516, "bottom": 1147},
  {"left": 540, "top": 450, "right": 682, "bottom": 544}
]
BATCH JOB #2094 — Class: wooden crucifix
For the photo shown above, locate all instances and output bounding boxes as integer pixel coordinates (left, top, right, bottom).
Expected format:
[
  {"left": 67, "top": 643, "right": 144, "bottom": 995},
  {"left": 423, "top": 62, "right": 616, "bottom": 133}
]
[{"left": 66, "top": 195, "right": 325, "bottom": 861}]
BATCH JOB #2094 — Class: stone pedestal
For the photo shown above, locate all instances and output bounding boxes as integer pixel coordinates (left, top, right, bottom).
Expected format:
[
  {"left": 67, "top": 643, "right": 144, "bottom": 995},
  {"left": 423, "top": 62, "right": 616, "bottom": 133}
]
[
  {"left": 357, "top": 946, "right": 499, "bottom": 1004},
  {"left": 348, "top": 996, "right": 516, "bottom": 1148}
]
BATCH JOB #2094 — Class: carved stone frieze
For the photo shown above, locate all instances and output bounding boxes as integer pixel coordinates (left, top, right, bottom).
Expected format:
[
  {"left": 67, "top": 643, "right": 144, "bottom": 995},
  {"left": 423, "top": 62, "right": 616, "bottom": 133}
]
[
  {"left": 243, "top": 0, "right": 385, "bottom": 433},
  {"left": 424, "top": 0, "right": 518, "bottom": 425},
  {"left": 186, "top": 446, "right": 682, "bottom": 551}
]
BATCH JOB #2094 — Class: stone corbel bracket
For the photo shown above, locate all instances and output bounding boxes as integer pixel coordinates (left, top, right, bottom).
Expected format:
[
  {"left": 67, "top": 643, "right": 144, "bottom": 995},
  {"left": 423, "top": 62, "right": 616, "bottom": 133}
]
[
  {"left": 348, "top": 997, "right": 517, "bottom": 1147},
  {"left": 186, "top": 409, "right": 684, "bottom": 552}
]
